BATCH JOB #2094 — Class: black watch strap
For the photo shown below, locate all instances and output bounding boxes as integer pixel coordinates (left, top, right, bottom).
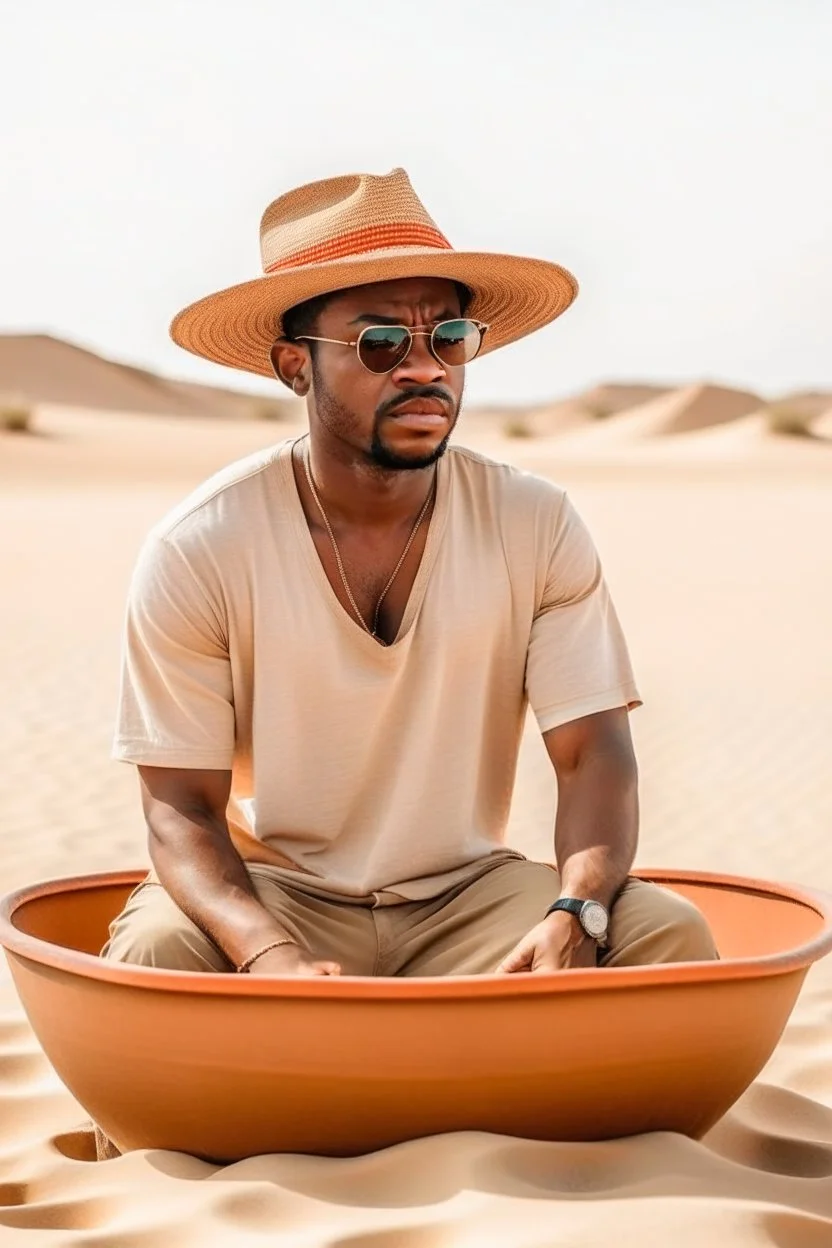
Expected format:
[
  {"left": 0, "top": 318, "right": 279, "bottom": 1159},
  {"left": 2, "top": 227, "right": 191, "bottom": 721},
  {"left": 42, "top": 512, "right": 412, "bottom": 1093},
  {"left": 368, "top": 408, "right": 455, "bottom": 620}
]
[{"left": 545, "top": 898, "right": 583, "bottom": 920}]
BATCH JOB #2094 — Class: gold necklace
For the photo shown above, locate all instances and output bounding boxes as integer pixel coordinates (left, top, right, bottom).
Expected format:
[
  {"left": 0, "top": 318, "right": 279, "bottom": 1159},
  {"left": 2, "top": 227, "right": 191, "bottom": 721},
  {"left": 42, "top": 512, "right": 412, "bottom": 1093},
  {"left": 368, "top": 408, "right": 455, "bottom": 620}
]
[{"left": 302, "top": 437, "right": 436, "bottom": 645}]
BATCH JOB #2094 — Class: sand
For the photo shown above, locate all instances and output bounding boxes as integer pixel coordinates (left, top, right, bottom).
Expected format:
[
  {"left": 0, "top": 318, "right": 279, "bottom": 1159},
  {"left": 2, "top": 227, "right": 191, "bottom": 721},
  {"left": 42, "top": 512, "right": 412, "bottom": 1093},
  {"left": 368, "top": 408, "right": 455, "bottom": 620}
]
[{"left": 2, "top": 396, "right": 832, "bottom": 1246}]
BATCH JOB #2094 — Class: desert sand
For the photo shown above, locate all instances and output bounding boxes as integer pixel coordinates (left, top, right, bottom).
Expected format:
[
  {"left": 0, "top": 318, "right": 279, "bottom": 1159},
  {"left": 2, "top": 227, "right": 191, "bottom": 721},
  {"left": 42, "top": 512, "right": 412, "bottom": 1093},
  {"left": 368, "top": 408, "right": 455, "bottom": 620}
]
[{"left": 2, "top": 366, "right": 832, "bottom": 1244}]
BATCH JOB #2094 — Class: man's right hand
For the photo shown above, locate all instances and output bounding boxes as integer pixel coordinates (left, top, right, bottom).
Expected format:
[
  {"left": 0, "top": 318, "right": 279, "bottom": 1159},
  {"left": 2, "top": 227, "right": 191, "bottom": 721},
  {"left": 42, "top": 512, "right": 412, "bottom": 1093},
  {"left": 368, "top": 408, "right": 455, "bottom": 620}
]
[
  {"left": 246, "top": 941, "right": 342, "bottom": 977},
  {"left": 138, "top": 766, "right": 344, "bottom": 979}
]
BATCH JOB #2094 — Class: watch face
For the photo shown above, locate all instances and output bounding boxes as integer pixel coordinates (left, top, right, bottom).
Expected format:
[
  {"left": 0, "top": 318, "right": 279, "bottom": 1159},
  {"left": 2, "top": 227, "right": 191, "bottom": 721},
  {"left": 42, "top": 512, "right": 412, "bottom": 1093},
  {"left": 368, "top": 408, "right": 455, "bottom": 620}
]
[{"left": 581, "top": 901, "right": 609, "bottom": 939}]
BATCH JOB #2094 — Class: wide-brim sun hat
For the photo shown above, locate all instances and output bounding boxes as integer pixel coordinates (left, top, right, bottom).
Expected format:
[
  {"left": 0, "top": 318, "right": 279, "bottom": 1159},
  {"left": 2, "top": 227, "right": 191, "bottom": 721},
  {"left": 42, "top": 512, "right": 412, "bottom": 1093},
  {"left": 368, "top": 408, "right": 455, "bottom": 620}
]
[{"left": 170, "top": 167, "right": 579, "bottom": 378}]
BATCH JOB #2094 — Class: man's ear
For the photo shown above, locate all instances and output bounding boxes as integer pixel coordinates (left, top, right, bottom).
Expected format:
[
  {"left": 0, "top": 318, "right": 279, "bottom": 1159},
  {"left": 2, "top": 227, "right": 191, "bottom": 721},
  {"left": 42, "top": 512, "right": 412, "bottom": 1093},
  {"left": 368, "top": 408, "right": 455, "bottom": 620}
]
[{"left": 269, "top": 339, "right": 309, "bottom": 395}]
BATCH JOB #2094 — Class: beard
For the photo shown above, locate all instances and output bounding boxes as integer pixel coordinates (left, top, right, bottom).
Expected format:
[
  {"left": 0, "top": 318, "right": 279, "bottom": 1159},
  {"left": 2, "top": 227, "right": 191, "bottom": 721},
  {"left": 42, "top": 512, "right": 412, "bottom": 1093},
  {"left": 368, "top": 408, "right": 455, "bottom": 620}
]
[{"left": 312, "top": 362, "right": 460, "bottom": 472}]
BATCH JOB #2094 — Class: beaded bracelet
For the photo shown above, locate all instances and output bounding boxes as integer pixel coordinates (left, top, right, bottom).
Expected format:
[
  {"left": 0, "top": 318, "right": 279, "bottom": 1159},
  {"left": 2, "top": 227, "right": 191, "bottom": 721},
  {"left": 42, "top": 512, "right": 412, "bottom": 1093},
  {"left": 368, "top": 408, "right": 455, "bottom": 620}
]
[{"left": 236, "top": 938, "right": 297, "bottom": 973}]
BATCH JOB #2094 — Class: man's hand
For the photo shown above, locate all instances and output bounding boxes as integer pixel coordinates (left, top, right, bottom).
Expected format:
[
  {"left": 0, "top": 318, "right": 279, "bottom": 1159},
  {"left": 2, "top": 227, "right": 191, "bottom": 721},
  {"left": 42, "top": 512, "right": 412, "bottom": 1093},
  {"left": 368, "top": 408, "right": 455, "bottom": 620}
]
[
  {"left": 496, "top": 911, "right": 598, "bottom": 974},
  {"left": 246, "top": 942, "right": 342, "bottom": 977}
]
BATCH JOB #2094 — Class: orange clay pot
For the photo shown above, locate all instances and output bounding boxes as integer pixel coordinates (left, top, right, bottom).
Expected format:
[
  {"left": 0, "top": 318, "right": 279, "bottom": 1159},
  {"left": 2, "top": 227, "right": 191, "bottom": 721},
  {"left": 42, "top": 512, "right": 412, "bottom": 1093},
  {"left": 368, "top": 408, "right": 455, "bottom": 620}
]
[{"left": 1, "top": 868, "right": 831, "bottom": 1162}]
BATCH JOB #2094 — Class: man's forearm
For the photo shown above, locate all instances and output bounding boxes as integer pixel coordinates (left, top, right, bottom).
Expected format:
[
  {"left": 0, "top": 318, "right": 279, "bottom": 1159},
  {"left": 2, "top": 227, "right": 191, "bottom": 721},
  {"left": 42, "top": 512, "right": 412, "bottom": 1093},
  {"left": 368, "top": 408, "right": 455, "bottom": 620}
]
[
  {"left": 553, "top": 747, "right": 639, "bottom": 910},
  {"left": 148, "top": 808, "right": 297, "bottom": 968}
]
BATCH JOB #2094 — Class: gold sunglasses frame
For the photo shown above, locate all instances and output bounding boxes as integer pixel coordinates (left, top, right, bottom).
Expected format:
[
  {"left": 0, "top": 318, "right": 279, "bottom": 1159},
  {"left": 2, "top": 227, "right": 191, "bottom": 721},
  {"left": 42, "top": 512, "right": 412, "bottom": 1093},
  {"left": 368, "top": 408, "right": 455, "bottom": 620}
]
[{"left": 295, "top": 318, "right": 489, "bottom": 374}]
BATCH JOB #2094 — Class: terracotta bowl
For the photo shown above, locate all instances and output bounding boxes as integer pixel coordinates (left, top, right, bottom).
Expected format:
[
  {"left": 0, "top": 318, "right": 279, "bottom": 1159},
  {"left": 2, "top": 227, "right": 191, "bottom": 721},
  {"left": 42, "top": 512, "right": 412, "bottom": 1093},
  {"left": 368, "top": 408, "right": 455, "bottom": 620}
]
[{"left": 2, "top": 868, "right": 831, "bottom": 1162}]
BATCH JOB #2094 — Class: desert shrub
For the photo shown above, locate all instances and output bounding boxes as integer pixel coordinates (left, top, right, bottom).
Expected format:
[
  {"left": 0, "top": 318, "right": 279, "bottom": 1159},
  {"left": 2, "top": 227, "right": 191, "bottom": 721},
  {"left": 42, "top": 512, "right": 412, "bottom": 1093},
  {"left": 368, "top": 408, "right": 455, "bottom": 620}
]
[
  {"left": 249, "top": 397, "right": 294, "bottom": 422},
  {"left": 0, "top": 395, "right": 32, "bottom": 433},
  {"left": 581, "top": 400, "right": 614, "bottom": 420},
  {"left": 503, "top": 417, "right": 534, "bottom": 438},
  {"left": 765, "top": 404, "right": 814, "bottom": 438}
]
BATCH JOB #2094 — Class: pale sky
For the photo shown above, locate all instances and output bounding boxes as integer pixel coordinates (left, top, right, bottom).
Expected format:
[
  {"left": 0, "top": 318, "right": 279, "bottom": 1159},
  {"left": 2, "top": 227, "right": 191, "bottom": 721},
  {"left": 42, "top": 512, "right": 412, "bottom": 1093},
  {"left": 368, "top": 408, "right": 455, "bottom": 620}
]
[{"left": 2, "top": 0, "right": 830, "bottom": 406}]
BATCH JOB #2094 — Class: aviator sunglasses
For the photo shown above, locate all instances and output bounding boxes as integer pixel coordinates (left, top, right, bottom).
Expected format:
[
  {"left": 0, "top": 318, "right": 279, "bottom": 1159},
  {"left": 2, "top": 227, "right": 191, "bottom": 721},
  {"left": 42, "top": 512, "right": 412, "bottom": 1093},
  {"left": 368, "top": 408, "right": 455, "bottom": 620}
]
[{"left": 295, "top": 318, "right": 489, "bottom": 375}]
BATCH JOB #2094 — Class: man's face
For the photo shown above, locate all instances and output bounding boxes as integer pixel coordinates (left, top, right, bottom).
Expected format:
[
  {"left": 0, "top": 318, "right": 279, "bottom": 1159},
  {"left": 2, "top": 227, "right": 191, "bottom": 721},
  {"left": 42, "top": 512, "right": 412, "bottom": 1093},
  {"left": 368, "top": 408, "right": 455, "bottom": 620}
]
[{"left": 303, "top": 276, "right": 467, "bottom": 472}]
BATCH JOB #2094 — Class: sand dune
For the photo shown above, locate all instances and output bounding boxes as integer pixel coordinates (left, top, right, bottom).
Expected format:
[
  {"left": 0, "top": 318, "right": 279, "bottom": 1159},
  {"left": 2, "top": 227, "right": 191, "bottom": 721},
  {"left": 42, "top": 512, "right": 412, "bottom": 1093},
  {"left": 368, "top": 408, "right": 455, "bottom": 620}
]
[
  {"left": 0, "top": 333, "right": 302, "bottom": 422},
  {"left": 556, "top": 409, "right": 832, "bottom": 468},
  {"left": 516, "top": 397, "right": 593, "bottom": 437},
  {"left": 2, "top": 405, "right": 832, "bottom": 1244},
  {"left": 469, "top": 383, "right": 675, "bottom": 440},
  {"left": 575, "top": 381, "right": 673, "bottom": 417},
  {"left": 545, "top": 382, "right": 763, "bottom": 454},
  {"left": 769, "top": 390, "right": 832, "bottom": 419},
  {"left": 0, "top": 333, "right": 199, "bottom": 416},
  {"left": 161, "top": 376, "right": 299, "bottom": 421}
]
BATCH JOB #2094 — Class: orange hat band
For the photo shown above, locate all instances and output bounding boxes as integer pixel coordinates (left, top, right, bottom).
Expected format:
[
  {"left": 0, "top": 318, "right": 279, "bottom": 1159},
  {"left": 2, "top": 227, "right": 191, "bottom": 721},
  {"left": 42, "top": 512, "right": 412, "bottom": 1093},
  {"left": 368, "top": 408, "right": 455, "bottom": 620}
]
[{"left": 265, "top": 222, "right": 452, "bottom": 274}]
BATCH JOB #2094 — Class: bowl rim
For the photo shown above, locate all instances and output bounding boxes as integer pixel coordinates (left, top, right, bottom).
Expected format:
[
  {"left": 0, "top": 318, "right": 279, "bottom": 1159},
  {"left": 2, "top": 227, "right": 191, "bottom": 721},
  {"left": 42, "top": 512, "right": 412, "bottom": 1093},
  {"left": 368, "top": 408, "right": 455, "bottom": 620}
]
[{"left": 2, "top": 867, "right": 832, "bottom": 1001}]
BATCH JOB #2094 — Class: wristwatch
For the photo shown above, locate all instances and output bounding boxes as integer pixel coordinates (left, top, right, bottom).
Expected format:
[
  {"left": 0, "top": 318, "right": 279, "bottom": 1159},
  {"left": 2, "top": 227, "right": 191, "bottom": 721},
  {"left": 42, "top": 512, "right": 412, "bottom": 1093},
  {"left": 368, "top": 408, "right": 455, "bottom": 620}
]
[{"left": 545, "top": 897, "right": 610, "bottom": 945}]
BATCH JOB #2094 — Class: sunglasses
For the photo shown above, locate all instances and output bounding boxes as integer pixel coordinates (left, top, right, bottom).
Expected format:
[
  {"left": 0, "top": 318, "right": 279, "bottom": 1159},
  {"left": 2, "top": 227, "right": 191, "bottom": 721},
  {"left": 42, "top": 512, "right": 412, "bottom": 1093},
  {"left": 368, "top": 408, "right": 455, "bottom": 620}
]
[{"left": 295, "top": 318, "right": 488, "bottom": 375}]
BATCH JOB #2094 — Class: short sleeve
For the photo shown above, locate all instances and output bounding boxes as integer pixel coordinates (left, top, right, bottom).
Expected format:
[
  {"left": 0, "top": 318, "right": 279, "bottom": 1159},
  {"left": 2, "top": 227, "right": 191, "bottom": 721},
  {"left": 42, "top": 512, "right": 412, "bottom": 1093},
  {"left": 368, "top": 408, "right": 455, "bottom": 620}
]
[
  {"left": 112, "top": 534, "right": 235, "bottom": 768},
  {"left": 525, "top": 493, "right": 642, "bottom": 734}
]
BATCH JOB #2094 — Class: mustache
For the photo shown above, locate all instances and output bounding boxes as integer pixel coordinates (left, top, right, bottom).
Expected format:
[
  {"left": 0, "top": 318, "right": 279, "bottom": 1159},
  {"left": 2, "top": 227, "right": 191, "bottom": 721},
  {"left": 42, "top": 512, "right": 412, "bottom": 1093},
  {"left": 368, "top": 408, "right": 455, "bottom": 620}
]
[{"left": 376, "top": 386, "right": 456, "bottom": 420}]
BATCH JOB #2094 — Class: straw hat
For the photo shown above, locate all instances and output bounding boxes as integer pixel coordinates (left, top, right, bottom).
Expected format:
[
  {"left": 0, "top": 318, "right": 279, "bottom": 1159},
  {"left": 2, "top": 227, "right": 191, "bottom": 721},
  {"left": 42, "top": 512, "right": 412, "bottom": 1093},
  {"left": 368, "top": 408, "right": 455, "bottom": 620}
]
[{"left": 170, "top": 167, "right": 579, "bottom": 378}]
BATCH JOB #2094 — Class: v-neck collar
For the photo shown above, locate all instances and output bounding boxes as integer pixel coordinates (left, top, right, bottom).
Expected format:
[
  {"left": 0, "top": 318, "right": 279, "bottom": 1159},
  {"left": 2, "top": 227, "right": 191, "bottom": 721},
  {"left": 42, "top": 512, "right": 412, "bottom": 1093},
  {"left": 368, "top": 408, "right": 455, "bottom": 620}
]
[{"left": 277, "top": 434, "right": 451, "bottom": 653}]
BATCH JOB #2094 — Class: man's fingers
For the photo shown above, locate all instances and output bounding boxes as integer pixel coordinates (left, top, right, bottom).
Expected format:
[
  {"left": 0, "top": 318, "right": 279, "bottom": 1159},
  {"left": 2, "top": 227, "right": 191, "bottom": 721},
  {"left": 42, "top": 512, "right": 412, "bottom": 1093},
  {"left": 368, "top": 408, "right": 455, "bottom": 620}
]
[{"left": 497, "top": 941, "right": 533, "bottom": 974}]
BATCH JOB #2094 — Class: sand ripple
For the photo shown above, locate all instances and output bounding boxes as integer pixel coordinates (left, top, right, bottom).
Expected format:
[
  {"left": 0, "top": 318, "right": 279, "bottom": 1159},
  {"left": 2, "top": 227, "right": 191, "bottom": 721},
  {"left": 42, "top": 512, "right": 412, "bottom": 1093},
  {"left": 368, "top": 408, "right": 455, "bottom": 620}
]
[{"left": 0, "top": 996, "right": 830, "bottom": 1248}]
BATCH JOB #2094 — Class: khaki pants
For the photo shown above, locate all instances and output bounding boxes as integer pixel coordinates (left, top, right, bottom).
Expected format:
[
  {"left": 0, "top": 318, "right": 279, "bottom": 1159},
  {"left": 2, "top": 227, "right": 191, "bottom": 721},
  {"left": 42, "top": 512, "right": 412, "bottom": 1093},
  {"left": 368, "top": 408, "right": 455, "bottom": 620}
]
[{"left": 100, "top": 859, "right": 718, "bottom": 974}]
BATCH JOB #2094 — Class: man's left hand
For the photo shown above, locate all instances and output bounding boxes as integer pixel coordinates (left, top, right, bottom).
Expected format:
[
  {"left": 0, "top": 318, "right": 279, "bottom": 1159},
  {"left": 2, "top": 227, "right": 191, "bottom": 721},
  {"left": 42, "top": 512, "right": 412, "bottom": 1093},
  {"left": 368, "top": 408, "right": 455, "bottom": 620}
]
[{"left": 496, "top": 911, "right": 599, "bottom": 974}]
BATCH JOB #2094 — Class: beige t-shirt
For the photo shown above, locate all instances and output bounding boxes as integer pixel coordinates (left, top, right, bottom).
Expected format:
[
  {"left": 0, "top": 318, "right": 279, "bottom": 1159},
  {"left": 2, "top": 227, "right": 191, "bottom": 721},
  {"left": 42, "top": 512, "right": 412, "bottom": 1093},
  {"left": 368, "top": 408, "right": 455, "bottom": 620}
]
[{"left": 113, "top": 435, "right": 641, "bottom": 903}]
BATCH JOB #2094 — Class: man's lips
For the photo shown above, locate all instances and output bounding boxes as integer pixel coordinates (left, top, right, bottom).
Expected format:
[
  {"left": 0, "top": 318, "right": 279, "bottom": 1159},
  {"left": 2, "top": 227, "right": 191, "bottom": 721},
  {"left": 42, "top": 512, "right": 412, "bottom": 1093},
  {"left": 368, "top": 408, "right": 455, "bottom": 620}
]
[{"left": 389, "top": 400, "right": 448, "bottom": 418}]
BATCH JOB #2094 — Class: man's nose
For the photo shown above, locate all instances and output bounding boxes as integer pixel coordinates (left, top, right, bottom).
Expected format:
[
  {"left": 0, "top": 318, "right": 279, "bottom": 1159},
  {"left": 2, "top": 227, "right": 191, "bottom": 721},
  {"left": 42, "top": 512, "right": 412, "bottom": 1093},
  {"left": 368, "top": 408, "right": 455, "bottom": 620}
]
[{"left": 391, "top": 331, "right": 446, "bottom": 386}]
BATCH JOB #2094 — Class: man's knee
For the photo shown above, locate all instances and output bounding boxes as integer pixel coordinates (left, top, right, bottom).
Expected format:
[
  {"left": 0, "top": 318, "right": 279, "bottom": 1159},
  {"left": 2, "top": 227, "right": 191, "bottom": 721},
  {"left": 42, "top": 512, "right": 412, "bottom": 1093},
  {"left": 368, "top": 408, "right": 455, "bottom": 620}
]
[
  {"left": 605, "top": 881, "right": 719, "bottom": 966},
  {"left": 100, "top": 884, "right": 230, "bottom": 973},
  {"left": 653, "top": 892, "right": 719, "bottom": 961}
]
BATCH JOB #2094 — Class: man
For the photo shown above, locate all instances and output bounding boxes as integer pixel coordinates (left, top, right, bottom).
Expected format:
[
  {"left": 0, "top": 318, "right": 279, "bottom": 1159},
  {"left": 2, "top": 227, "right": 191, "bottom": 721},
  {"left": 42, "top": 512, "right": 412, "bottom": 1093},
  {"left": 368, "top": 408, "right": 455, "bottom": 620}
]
[{"left": 102, "top": 167, "right": 717, "bottom": 978}]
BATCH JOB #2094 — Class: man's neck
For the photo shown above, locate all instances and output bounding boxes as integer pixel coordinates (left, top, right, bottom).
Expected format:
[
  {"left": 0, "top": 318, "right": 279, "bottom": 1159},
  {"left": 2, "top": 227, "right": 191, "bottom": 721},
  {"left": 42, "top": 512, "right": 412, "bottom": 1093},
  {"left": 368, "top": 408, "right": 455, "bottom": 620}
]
[{"left": 296, "top": 433, "right": 439, "bottom": 531}]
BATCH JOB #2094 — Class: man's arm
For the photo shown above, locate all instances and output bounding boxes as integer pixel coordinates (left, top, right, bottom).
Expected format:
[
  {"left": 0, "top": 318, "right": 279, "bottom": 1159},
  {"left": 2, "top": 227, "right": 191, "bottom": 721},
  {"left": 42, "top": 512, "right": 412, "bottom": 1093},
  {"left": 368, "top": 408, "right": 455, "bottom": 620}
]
[
  {"left": 119, "top": 539, "right": 340, "bottom": 976},
  {"left": 543, "top": 705, "right": 639, "bottom": 909},
  {"left": 502, "top": 486, "right": 641, "bottom": 973},
  {"left": 138, "top": 765, "right": 300, "bottom": 970},
  {"left": 497, "top": 705, "right": 639, "bottom": 973}
]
